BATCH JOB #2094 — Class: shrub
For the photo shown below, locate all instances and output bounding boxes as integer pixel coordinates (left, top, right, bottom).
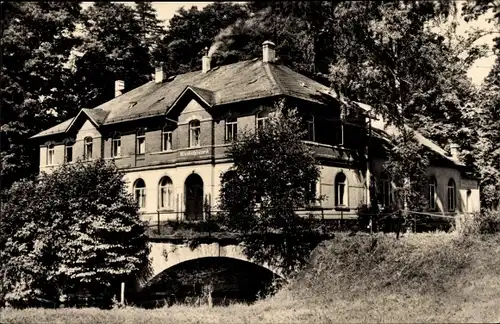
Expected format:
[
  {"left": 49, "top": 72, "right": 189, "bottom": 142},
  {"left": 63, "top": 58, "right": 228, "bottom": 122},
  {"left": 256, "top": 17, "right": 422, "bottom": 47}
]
[
  {"left": 0, "top": 159, "right": 151, "bottom": 308},
  {"left": 458, "top": 209, "right": 500, "bottom": 235}
]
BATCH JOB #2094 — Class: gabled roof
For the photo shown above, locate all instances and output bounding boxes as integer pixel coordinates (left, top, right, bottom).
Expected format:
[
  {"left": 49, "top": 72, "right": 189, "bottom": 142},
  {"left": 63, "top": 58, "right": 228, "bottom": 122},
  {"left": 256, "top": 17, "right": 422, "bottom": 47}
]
[
  {"left": 353, "top": 102, "right": 465, "bottom": 167},
  {"left": 31, "top": 58, "right": 337, "bottom": 139}
]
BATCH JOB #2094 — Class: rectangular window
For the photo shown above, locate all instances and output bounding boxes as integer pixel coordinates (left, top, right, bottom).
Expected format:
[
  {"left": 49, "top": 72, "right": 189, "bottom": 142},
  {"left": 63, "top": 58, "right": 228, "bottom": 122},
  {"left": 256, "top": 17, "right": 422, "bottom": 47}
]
[
  {"left": 137, "top": 132, "right": 146, "bottom": 155},
  {"left": 84, "top": 138, "right": 93, "bottom": 160},
  {"left": 112, "top": 137, "right": 121, "bottom": 157},
  {"left": 189, "top": 121, "right": 201, "bottom": 147},
  {"left": 162, "top": 131, "right": 172, "bottom": 151},
  {"left": 306, "top": 118, "right": 315, "bottom": 142},
  {"left": 381, "top": 179, "right": 392, "bottom": 207},
  {"left": 47, "top": 146, "right": 55, "bottom": 165},
  {"left": 225, "top": 118, "right": 237, "bottom": 142},
  {"left": 65, "top": 145, "right": 73, "bottom": 163},
  {"left": 429, "top": 183, "right": 436, "bottom": 210}
]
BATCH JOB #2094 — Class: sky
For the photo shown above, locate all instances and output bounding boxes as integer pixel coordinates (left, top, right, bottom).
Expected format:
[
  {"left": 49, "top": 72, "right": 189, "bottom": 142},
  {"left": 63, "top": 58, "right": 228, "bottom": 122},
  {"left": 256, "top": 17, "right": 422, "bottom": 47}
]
[{"left": 80, "top": 1, "right": 496, "bottom": 85}]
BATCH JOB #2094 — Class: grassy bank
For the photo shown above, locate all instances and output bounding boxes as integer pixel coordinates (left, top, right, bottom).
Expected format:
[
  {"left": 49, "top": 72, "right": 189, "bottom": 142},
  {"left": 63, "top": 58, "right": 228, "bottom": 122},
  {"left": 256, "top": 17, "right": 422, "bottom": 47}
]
[{"left": 2, "top": 232, "right": 500, "bottom": 323}]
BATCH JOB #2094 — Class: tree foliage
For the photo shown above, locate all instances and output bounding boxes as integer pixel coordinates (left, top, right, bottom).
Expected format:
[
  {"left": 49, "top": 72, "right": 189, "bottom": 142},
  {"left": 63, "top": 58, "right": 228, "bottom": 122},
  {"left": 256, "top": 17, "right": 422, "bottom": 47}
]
[
  {"left": 0, "top": 2, "right": 81, "bottom": 190},
  {"left": 71, "top": 2, "right": 153, "bottom": 108},
  {"left": 0, "top": 160, "right": 151, "bottom": 308},
  {"left": 217, "top": 99, "right": 322, "bottom": 276}
]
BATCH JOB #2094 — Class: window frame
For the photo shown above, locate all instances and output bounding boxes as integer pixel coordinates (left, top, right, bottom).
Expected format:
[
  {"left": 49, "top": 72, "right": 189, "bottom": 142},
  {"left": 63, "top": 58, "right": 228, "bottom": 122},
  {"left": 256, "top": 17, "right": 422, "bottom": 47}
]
[
  {"left": 256, "top": 111, "right": 269, "bottom": 131},
  {"left": 380, "top": 172, "right": 392, "bottom": 208},
  {"left": 134, "top": 179, "right": 146, "bottom": 209},
  {"left": 428, "top": 176, "right": 437, "bottom": 211},
  {"left": 65, "top": 143, "right": 74, "bottom": 163},
  {"left": 111, "top": 134, "right": 121, "bottom": 158},
  {"left": 189, "top": 120, "right": 201, "bottom": 148},
  {"left": 136, "top": 129, "right": 146, "bottom": 155},
  {"left": 447, "top": 178, "right": 456, "bottom": 212},
  {"left": 47, "top": 144, "right": 55, "bottom": 165},
  {"left": 158, "top": 177, "right": 173, "bottom": 210},
  {"left": 84, "top": 137, "right": 93, "bottom": 161},
  {"left": 305, "top": 115, "right": 315, "bottom": 142},
  {"left": 161, "top": 127, "right": 173, "bottom": 152},
  {"left": 335, "top": 172, "right": 348, "bottom": 207},
  {"left": 225, "top": 117, "right": 238, "bottom": 142}
]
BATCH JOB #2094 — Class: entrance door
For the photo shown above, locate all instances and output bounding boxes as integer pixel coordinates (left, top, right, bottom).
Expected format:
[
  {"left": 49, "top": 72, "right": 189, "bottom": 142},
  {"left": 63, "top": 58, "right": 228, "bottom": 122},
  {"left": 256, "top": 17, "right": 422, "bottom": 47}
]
[{"left": 185, "top": 174, "right": 204, "bottom": 221}]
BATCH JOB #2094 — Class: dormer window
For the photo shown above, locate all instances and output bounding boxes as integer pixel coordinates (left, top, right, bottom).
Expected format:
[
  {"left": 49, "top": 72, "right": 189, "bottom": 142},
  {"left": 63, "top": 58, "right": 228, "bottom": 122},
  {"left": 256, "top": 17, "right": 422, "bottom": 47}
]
[
  {"left": 189, "top": 120, "right": 201, "bottom": 147},
  {"left": 136, "top": 129, "right": 146, "bottom": 155},
  {"left": 112, "top": 134, "right": 121, "bottom": 158},
  {"left": 47, "top": 144, "right": 55, "bottom": 165},
  {"left": 84, "top": 137, "right": 93, "bottom": 160},
  {"left": 162, "top": 126, "right": 173, "bottom": 151}
]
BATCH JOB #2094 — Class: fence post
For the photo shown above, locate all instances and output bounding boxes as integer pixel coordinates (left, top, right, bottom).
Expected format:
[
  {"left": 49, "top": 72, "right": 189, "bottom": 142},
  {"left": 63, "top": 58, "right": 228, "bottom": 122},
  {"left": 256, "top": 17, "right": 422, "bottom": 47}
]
[
  {"left": 157, "top": 211, "right": 161, "bottom": 235},
  {"left": 120, "top": 282, "right": 125, "bottom": 305}
]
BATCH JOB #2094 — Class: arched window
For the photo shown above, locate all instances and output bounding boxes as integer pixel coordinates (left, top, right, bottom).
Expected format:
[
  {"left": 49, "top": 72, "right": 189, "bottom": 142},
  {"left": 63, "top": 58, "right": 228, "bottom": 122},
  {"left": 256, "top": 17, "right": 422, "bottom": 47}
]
[
  {"left": 112, "top": 133, "right": 121, "bottom": 157},
  {"left": 380, "top": 172, "right": 392, "bottom": 207},
  {"left": 335, "top": 172, "right": 347, "bottom": 207},
  {"left": 428, "top": 176, "right": 437, "bottom": 211},
  {"left": 84, "top": 137, "right": 93, "bottom": 160},
  {"left": 134, "top": 179, "right": 146, "bottom": 209},
  {"left": 466, "top": 189, "right": 472, "bottom": 213},
  {"left": 162, "top": 126, "right": 172, "bottom": 151},
  {"left": 189, "top": 120, "right": 201, "bottom": 147},
  {"left": 256, "top": 111, "right": 269, "bottom": 131},
  {"left": 158, "top": 177, "right": 173, "bottom": 210},
  {"left": 47, "top": 144, "right": 55, "bottom": 165},
  {"left": 136, "top": 129, "right": 146, "bottom": 155},
  {"left": 447, "top": 178, "right": 456, "bottom": 212}
]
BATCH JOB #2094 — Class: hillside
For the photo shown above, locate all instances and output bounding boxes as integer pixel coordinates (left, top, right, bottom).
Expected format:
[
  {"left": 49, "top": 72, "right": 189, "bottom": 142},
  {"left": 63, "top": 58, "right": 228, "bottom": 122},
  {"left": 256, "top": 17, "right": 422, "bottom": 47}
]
[{"left": 2, "top": 232, "right": 500, "bottom": 323}]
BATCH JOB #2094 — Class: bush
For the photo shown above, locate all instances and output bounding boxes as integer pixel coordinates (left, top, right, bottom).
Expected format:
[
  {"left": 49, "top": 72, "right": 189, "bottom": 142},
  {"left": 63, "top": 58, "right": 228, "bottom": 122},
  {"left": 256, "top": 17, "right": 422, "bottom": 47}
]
[
  {"left": 0, "top": 159, "right": 151, "bottom": 308},
  {"left": 458, "top": 209, "right": 500, "bottom": 235}
]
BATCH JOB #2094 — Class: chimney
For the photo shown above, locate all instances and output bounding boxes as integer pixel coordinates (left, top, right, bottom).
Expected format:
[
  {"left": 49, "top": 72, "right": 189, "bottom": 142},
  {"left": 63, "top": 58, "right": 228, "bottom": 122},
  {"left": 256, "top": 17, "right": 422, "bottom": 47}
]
[
  {"left": 262, "top": 40, "right": 276, "bottom": 63},
  {"left": 155, "top": 63, "right": 165, "bottom": 84},
  {"left": 115, "top": 80, "right": 125, "bottom": 97},
  {"left": 202, "top": 55, "right": 211, "bottom": 73},
  {"left": 450, "top": 143, "right": 460, "bottom": 159}
]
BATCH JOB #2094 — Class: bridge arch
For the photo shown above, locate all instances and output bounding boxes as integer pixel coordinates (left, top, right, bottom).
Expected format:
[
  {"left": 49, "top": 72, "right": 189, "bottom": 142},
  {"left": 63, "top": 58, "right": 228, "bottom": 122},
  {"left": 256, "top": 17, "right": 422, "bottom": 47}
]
[{"left": 149, "top": 242, "right": 283, "bottom": 279}]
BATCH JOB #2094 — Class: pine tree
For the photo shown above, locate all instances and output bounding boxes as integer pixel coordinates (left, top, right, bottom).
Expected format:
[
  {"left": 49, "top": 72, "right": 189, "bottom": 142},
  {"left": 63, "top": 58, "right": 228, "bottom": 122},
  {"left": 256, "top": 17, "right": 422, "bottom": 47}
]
[{"left": 134, "top": 1, "right": 166, "bottom": 66}]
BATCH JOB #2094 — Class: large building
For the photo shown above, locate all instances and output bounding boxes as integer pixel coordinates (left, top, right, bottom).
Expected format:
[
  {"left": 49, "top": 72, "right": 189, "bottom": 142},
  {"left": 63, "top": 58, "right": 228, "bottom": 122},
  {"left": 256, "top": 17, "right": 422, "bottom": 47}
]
[{"left": 31, "top": 41, "right": 480, "bottom": 223}]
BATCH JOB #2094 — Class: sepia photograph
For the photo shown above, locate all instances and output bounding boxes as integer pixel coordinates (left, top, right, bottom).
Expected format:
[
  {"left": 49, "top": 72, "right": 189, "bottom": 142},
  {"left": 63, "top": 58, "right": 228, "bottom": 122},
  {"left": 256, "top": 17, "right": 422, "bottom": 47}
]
[{"left": 0, "top": 1, "right": 499, "bottom": 323}]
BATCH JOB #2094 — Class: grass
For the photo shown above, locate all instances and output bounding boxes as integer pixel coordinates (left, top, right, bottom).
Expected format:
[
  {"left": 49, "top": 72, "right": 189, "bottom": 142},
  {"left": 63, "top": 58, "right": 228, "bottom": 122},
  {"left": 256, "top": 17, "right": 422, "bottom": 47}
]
[{"left": 2, "top": 232, "right": 500, "bottom": 323}]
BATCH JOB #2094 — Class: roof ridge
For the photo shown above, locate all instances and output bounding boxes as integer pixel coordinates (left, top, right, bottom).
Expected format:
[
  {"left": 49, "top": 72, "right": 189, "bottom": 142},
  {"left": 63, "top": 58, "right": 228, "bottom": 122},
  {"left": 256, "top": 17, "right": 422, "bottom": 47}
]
[{"left": 262, "top": 62, "right": 287, "bottom": 96}]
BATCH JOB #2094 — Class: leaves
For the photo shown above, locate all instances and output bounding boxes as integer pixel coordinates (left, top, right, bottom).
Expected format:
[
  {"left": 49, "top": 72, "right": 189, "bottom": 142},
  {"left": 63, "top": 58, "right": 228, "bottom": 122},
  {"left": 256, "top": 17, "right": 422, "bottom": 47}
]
[
  {"left": 217, "top": 99, "right": 322, "bottom": 276},
  {"left": 0, "top": 160, "right": 151, "bottom": 307}
]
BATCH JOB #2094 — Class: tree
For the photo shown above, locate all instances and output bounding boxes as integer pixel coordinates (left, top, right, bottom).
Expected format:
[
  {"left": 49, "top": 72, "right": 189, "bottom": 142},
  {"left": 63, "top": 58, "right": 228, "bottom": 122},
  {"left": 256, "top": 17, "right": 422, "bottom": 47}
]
[
  {"left": 217, "top": 99, "right": 322, "bottom": 276},
  {"left": 0, "top": 160, "right": 151, "bottom": 308},
  {"left": 462, "top": 0, "right": 500, "bottom": 210},
  {"left": 71, "top": 2, "right": 152, "bottom": 108},
  {"left": 157, "top": 2, "right": 248, "bottom": 75},
  {"left": 134, "top": 1, "right": 166, "bottom": 66},
  {"left": 0, "top": 2, "right": 81, "bottom": 190}
]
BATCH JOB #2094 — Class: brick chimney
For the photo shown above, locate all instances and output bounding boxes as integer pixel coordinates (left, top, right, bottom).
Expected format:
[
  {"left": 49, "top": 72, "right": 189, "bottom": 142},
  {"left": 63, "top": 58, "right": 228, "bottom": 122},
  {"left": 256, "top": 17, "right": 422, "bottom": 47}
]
[
  {"left": 262, "top": 40, "right": 276, "bottom": 63},
  {"left": 450, "top": 143, "right": 460, "bottom": 159},
  {"left": 155, "top": 63, "right": 165, "bottom": 84},
  {"left": 202, "top": 55, "right": 211, "bottom": 73},
  {"left": 115, "top": 80, "right": 125, "bottom": 97}
]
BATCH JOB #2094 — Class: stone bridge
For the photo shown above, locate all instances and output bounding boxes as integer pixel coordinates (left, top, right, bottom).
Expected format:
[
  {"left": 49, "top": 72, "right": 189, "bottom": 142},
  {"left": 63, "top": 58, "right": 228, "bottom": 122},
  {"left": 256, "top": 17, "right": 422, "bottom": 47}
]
[{"left": 148, "top": 241, "right": 284, "bottom": 280}]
